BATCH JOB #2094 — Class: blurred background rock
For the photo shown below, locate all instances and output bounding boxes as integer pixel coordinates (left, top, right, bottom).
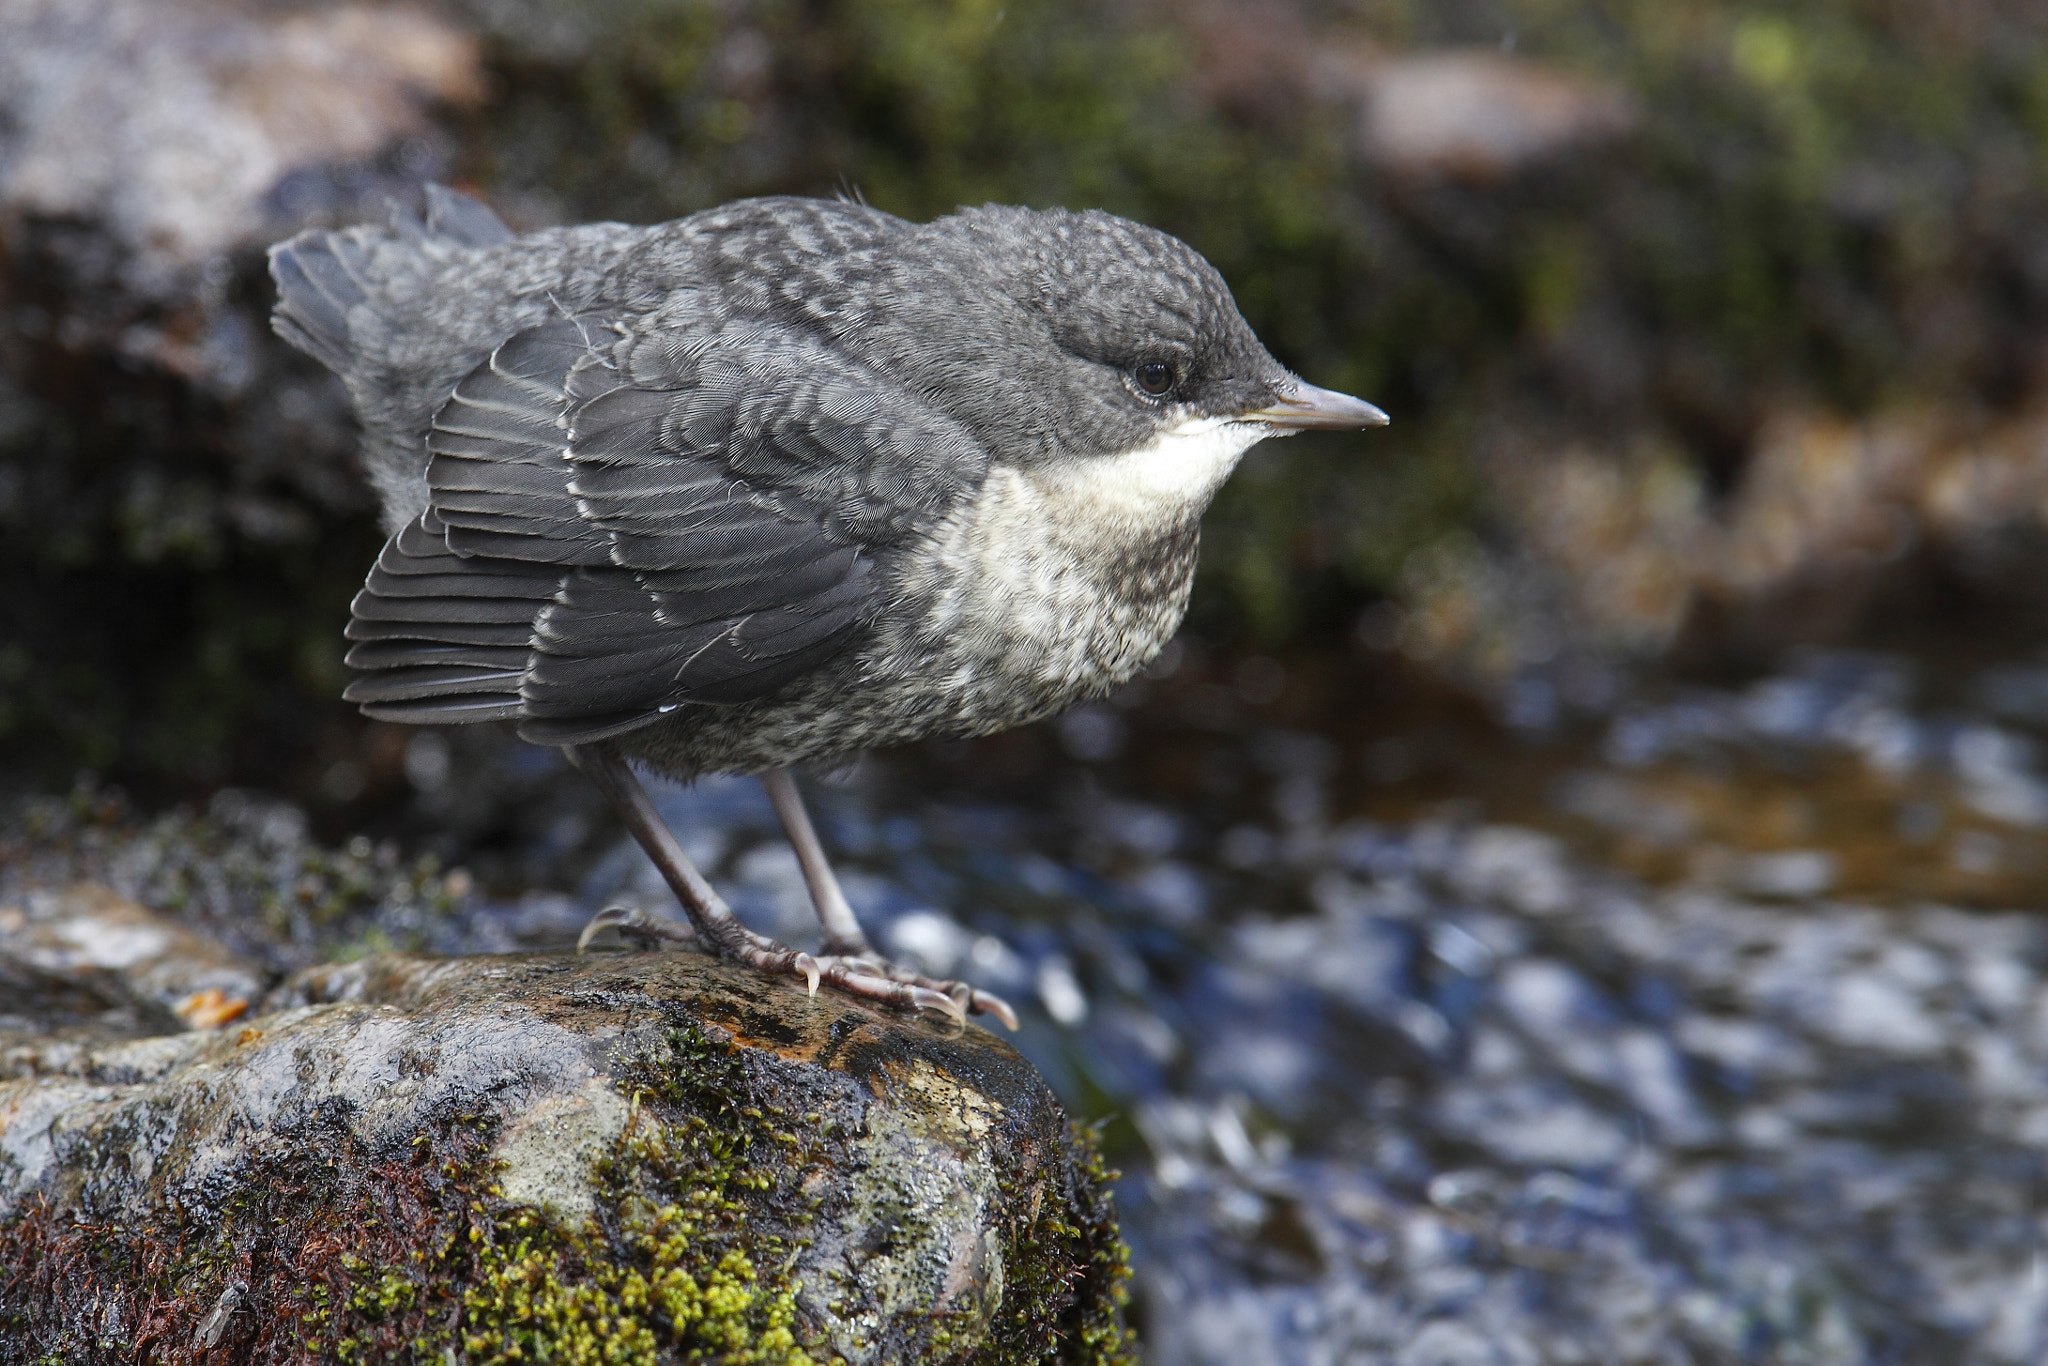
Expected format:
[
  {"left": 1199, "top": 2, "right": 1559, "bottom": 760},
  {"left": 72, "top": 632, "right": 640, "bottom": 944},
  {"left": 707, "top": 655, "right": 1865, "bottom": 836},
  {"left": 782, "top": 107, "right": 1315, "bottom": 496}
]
[
  {"left": 23, "top": 3, "right": 2048, "bottom": 1359},
  {"left": 13, "top": 0, "right": 2048, "bottom": 813}
]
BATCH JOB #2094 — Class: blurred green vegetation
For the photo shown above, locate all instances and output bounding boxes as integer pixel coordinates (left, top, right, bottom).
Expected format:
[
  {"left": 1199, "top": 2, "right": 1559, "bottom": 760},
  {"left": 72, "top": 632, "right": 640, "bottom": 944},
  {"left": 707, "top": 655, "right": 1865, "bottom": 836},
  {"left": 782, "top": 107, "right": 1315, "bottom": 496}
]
[
  {"left": 11, "top": 0, "right": 2048, "bottom": 799},
  {"left": 474, "top": 0, "right": 2048, "bottom": 633},
  {"left": 0, "top": 290, "right": 381, "bottom": 804}
]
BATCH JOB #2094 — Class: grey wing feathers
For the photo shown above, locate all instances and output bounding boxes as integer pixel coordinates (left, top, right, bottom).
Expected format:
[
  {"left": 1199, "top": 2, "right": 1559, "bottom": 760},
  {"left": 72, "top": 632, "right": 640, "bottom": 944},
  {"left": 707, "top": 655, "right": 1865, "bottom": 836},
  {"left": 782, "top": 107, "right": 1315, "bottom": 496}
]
[
  {"left": 343, "top": 311, "right": 985, "bottom": 746},
  {"left": 424, "top": 321, "right": 616, "bottom": 564},
  {"left": 341, "top": 511, "right": 550, "bottom": 723}
]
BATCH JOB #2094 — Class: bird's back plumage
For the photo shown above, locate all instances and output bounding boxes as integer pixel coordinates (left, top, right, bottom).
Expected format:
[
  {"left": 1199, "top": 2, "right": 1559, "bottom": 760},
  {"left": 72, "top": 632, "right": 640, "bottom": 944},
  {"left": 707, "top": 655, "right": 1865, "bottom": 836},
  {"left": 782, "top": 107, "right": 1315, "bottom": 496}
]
[{"left": 273, "top": 191, "right": 916, "bottom": 531}]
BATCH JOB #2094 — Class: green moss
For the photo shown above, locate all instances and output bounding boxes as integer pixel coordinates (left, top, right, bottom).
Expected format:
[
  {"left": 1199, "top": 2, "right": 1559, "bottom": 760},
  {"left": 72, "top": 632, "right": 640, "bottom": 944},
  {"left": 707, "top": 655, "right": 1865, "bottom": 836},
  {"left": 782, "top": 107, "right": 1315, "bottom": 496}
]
[
  {"left": 959, "top": 1122, "right": 1135, "bottom": 1366},
  {"left": 0, "top": 1022, "right": 827, "bottom": 1364},
  {"left": 458, "top": 1028, "right": 821, "bottom": 1366}
]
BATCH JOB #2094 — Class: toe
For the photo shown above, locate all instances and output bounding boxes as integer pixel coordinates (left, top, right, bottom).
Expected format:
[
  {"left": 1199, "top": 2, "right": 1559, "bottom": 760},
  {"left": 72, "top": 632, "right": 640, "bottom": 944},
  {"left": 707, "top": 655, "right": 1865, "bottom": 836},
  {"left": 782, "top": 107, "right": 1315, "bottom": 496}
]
[{"left": 970, "top": 989, "right": 1021, "bottom": 1032}]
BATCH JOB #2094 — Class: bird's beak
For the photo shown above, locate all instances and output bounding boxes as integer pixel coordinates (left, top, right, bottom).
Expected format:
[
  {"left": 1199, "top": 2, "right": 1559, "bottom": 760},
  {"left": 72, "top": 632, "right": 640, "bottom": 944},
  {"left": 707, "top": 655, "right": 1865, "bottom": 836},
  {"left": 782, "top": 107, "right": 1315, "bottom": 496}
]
[{"left": 1241, "top": 377, "right": 1389, "bottom": 431}]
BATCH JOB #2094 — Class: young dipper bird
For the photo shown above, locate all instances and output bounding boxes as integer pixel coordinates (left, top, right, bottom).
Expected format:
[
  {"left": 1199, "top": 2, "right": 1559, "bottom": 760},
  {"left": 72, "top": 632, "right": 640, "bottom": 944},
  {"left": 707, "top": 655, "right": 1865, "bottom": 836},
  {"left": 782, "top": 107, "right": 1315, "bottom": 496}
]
[{"left": 270, "top": 186, "right": 1386, "bottom": 1028}]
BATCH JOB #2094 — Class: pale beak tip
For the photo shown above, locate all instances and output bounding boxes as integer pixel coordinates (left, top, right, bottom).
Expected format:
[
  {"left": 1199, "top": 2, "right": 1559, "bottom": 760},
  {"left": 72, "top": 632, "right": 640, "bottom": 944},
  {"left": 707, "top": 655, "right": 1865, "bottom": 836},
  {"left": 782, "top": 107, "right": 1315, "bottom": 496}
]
[{"left": 1246, "top": 378, "right": 1390, "bottom": 432}]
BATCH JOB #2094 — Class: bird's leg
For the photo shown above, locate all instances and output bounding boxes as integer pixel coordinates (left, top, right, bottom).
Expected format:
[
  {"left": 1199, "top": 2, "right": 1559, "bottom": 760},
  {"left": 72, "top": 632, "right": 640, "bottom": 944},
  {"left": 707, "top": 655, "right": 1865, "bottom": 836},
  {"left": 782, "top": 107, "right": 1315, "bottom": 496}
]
[
  {"left": 759, "top": 767, "right": 1018, "bottom": 1030},
  {"left": 564, "top": 742, "right": 968, "bottom": 1023},
  {"left": 757, "top": 766, "right": 871, "bottom": 956}
]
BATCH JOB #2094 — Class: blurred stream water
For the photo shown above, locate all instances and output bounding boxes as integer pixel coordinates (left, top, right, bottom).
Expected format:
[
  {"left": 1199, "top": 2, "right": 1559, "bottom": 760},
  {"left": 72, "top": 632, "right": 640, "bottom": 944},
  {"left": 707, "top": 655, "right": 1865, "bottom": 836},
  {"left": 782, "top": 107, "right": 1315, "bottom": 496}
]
[{"left": 385, "top": 640, "right": 2048, "bottom": 1364}]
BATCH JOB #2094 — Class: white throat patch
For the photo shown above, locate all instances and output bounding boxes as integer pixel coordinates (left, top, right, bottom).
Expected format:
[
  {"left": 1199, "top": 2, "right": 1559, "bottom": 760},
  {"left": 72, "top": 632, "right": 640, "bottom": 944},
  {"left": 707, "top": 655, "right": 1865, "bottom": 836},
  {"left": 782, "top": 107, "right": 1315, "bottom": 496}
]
[
  {"left": 1035, "top": 415, "right": 1271, "bottom": 532},
  {"left": 895, "top": 413, "right": 1270, "bottom": 723}
]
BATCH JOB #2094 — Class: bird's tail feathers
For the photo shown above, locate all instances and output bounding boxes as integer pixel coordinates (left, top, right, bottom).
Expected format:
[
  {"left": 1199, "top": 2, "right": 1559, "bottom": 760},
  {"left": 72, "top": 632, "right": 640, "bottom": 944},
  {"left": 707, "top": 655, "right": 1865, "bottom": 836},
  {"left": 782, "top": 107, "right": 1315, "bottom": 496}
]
[
  {"left": 417, "top": 184, "right": 517, "bottom": 249},
  {"left": 268, "top": 185, "right": 513, "bottom": 374}
]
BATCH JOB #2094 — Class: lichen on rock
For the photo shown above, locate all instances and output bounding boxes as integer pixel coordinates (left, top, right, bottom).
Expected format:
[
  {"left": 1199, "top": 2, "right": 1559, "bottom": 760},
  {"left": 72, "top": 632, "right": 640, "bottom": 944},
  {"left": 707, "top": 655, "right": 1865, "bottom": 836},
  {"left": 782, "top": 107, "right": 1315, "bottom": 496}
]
[{"left": 0, "top": 895, "right": 1133, "bottom": 1365}]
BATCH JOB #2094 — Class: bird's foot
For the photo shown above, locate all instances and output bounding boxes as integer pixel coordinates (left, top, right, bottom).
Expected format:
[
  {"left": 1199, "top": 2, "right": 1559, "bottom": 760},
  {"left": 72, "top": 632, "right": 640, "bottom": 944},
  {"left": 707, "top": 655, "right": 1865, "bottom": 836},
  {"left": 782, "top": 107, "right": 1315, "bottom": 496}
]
[
  {"left": 578, "top": 903, "right": 701, "bottom": 952},
  {"left": 796, "top": 948, "right": 1020, "bottom": 1032},
  {"left": 575, "top": 905, "right": 1016, "bottom": 1030}
]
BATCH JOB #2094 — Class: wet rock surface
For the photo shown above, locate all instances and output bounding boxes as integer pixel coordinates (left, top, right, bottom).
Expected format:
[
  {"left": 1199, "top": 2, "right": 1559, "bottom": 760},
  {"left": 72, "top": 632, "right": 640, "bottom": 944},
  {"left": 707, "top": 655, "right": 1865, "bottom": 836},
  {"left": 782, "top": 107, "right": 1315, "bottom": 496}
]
[{"left": 0, "top": 895, "right": 1130, "bottom": 1365}]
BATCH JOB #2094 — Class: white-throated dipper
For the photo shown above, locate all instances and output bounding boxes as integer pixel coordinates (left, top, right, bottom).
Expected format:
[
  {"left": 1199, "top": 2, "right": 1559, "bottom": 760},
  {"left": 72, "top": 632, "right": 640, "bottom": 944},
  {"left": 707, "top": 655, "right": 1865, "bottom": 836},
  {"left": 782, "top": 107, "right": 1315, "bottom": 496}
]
[{"left": 270, "top": 186, "right": 1386, "bottom": 1028}]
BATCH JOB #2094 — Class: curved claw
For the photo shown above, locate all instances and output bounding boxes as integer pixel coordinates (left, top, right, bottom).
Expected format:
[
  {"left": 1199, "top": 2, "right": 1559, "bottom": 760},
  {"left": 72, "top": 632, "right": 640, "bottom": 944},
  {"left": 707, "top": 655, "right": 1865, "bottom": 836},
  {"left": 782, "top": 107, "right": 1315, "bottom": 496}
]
[
  {"left": 827, "top": 966, "right": 952, "bottom": 1023},
  {"left": 578, "top": 904, "right": 637, "bottom": 952},
  {"left": 578, "top": 903, "right": 697, "bottom": 953},
  {"left": 794, "top": 952, "right": 822, "bottom": 998},
  {"left": 970, "top": 989, "right": 1021, "bottom": 1032},
  {"left": 908, "top": 984, "right": 968, "bottom": 1026}
]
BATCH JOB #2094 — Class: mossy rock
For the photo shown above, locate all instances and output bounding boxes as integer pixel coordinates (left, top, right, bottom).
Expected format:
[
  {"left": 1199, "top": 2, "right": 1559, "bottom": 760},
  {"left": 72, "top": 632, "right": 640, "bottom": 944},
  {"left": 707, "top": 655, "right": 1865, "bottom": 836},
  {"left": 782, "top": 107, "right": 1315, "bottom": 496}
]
[{"left": 0, "top": 942, "right": 1132, "bottom": 1365}]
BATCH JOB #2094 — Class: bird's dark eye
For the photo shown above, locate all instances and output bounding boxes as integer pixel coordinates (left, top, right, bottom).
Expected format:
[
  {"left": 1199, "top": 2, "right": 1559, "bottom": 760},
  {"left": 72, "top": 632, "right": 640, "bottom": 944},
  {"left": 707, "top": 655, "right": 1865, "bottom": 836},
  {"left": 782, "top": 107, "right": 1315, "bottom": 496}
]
[{"left": 1133, "top": 361, "right": 1176, "bottom": 397}]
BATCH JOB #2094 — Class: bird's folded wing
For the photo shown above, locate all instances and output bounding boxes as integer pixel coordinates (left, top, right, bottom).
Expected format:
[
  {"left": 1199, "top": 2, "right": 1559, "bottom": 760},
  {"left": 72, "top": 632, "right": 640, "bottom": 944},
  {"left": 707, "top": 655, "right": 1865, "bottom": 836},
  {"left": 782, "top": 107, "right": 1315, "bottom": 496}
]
[{"left": 343, "top": 312, "right": 988, "bottom": 743}]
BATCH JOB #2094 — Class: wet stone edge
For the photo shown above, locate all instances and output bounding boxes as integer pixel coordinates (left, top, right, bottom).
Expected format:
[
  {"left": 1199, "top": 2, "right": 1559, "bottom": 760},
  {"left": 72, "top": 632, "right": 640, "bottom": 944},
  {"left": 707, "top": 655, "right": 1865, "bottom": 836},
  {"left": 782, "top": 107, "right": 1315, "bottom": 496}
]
[{"left": 0, "top": 962, "right": 1136, "bottom": 1366}]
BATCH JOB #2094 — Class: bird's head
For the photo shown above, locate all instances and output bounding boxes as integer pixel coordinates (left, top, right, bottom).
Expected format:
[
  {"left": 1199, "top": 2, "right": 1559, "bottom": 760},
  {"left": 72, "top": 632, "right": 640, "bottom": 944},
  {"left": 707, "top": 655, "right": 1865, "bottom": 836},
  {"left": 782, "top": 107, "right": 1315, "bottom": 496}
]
[{"left": 850, "top": 203, "right": 1386, "bottom": 523}]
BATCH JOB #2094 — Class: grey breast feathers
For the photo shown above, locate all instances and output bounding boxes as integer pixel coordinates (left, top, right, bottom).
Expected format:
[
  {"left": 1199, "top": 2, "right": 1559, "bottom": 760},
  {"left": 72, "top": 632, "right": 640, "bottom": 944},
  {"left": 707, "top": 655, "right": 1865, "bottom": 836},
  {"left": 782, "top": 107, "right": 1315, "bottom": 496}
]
[{"left": 342, "top": 311, "right": 989, "bottom": 745}]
